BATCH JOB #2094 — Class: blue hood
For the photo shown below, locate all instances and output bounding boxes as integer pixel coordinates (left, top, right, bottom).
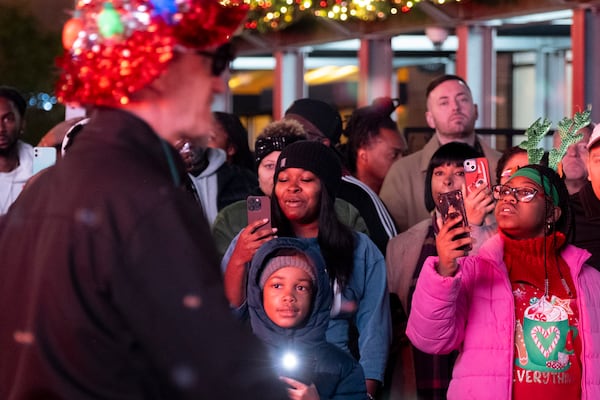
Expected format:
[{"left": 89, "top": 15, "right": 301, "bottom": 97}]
[{"left": 247, "top": 237, "right": 332, "bottom": 350}]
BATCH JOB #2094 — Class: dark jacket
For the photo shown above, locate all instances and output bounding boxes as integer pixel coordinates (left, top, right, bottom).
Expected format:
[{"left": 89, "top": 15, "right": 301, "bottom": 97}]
[
  {"left": 247, "top": 238, "right": 366, "bottom": 400},
  {"left": 570, "top": 181, "right": 600, "bottom": 270},
  {"left": 0, "top": 108, "right": 284, "bottom": 399},
  {"left": 336, "top": 176, "right": 397, "bottom": 254},
  {"left": 216, "top": 163, "right": 258, "bottom": 211}
]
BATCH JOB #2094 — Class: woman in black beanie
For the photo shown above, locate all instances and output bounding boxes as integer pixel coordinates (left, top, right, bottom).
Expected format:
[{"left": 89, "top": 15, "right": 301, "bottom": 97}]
[{"left": 223, "top": 140, "right": 391, "bottom": 399}]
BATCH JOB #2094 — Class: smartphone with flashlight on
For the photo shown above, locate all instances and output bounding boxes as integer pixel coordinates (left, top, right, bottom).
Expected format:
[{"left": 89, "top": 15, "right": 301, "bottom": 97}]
[
  {"left": 246, "top": 195, "right": 272, "bottom": 232},
  {"left": 437, "top": 190, "right": 472, "bottom": 252},
  {"left": 278, "top": 351, "right": 315, "bottom": 386}
]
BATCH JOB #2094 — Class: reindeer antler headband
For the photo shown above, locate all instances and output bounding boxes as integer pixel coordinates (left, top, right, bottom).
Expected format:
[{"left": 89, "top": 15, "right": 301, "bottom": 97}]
[{"left": 513, "top": 108, "right": 592, "bottom": 205}]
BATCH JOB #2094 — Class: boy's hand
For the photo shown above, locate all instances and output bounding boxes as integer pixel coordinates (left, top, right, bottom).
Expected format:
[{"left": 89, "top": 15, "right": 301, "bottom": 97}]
[{"left": 280, "top": 377, "right": 320, "bottom": 400}]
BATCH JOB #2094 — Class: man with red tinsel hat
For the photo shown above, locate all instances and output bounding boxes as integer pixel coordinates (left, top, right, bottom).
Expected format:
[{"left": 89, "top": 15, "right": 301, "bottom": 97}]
[{"left": 0, "top": 1, "right": 286, "bottom": 399}]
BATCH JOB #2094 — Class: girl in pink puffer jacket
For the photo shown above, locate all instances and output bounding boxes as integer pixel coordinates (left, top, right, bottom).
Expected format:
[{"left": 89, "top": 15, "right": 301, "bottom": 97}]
[{"left": 407, "top": 164, "right": 600, "bottom": 399}]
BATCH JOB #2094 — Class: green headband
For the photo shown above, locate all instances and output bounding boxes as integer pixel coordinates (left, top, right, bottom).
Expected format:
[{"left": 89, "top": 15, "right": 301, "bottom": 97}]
[{"left": 509, "top": 167, "right": 559, "bottom": 205}]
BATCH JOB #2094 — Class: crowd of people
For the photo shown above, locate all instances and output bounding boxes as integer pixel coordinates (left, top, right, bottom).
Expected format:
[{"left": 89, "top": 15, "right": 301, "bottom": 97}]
[{"left": 1, "top": 1, "right": 600, "bottom": 399}]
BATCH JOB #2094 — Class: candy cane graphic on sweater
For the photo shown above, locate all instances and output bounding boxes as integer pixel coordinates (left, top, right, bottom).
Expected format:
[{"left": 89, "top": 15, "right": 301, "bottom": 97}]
[{"left": 531, "top": 326, "right": 560, "bottom": 359}]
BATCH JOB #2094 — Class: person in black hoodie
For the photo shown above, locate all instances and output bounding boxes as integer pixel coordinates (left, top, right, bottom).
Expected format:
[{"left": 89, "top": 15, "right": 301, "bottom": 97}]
[{"left": 248, "top": 237, "right": 366, "bottom": 400}]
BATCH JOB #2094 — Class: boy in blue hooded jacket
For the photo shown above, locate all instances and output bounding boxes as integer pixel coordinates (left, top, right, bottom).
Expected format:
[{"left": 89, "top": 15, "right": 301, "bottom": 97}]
[{"left": 248, "top": 237, "right": 366, "bottom": 400}]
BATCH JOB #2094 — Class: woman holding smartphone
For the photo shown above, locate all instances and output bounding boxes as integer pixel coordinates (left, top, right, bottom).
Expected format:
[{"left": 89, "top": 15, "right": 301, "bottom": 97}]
[
  {"left": 212, "top": 119, "right": 366, "bottom": 261},
  {"left": 406, "top": 163, "right": 600, "bottom": 399},
  {"left": 223, "top": 141, "right": 390, "bottom": 399},
  {"left": 386, "top": 142, "right": 495, "bottom": 399}
]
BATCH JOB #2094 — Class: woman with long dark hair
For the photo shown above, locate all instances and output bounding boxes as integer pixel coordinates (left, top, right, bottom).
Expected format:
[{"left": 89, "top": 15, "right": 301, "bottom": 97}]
[{"left": 223, "top": 141, "right": 391, "bottom": 399}]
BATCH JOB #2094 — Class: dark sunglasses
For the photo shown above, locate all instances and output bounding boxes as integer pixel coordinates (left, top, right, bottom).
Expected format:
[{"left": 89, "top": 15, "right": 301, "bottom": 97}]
[{"left": 196, "top": 42, "right": 235, "bottom": 77}]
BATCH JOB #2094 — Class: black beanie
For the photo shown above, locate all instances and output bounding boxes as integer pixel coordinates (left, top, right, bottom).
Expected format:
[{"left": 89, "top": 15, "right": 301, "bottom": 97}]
[
  {"left": 284, "top": 98, "right": 343, "bottom": 145},
  {"left": 274, "top": 141, "right": 342, "bottom": 198}
]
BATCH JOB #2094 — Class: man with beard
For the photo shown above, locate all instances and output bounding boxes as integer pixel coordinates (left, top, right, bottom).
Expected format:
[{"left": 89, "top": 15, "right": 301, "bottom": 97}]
[
  {"left": 380, "top": 75, "right": 501, "bottom": 232},
  {"left": 0, "top": 86, "right": 32, "bottom": 215}
]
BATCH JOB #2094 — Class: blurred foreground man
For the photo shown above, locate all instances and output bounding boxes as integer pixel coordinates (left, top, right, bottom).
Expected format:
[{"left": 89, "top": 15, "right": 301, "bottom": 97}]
[{"left": 0, "top": 1, "right": 285, "bottom": 399}]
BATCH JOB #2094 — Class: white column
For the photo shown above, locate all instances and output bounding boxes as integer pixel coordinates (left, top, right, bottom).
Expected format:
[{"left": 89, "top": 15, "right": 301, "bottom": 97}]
[
  {"left": 358, "top": 37, "right": 394, "bottom": 107},
  {"left": 464, "top": 25, "right": 497, "bottom": 129},
  {"left": 583, "top": 10, "right": 600, "bottom": 121},
  {"left": 545, "top": 50, "right": 567, "bottom": 123},
  {"left": 273, "top": 49, "right": 306, "bottom": 119}
]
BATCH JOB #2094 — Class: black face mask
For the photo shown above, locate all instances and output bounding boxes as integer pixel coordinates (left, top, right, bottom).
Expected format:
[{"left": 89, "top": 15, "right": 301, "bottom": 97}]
[{"left": 179, "top": 141, "right": 209, "bottom": 176}]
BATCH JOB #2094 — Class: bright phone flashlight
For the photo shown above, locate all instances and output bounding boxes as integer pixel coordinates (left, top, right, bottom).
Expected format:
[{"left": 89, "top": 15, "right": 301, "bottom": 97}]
[{"left": 281, "top": 352, "right": 299, "bottom": 372}]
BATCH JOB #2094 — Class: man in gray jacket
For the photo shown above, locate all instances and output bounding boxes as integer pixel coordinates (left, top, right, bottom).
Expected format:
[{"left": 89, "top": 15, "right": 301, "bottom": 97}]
[{"left": 380, "top": 74, "right": 501, "bottom": 232}]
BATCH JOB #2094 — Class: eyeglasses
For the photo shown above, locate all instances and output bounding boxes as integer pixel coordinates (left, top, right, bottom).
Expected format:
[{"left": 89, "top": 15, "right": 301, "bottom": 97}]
[
  {"left": 492, "top": 184, "right": 538, "bottom": 203},
  {"left": 196, "top": 42, "right": 235, "bottom": 77}
]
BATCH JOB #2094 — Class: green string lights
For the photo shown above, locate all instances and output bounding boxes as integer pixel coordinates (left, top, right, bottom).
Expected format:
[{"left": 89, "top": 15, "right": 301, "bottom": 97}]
[{"left": 244, "top": 0, "right": 461, "bottom": 33}]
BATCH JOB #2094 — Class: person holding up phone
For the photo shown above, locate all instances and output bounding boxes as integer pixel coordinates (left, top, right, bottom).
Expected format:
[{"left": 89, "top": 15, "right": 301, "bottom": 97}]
[
  {"left": 406, "top": 162, "right": 600, "bottom": 399},
  {"left": 211, "top": 119, "right": 306, "bottom": 267},
  {"left": 223, "top": 141, "right": 390, "bottom": 399},
  {"left": 385, "top": 142, "right": 495, "bottom": 399},
  {"left": 212, "top": 119, "right": 367, "bottom": 261}
]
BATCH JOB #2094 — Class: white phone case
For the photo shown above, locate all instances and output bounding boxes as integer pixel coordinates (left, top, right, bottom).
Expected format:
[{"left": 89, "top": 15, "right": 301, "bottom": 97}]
[{"left": 33, "top": 147, "right": 57, "bottom": 174}]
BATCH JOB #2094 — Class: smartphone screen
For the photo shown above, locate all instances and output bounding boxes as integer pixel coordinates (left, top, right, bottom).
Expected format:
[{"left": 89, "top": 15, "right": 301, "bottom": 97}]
[
  {"left": 437, "top": 190, "right": 472, "bottom": 251},
  {"left": 247, "top": 195, "right": 272, "bottom": 231},
  {"left": 463, "top": 157, "right": 491, "bottom": 195},
  {"left": 33, "top": 147, "right": 57, "bottom": 174}
]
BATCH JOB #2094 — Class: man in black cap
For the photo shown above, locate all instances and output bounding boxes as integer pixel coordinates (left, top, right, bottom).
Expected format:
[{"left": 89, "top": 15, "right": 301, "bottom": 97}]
[{"left": 284, "top": 98, "right": 343, "bottom": 146}]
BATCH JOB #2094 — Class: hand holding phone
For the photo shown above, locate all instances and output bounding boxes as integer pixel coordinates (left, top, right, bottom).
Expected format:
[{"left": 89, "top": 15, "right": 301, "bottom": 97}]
[
  {"left": 463, "top": 157, "right": 491, "bottom": 195},
  {"left": 437, "top": 190, "right": 472, "bottom": 252}
]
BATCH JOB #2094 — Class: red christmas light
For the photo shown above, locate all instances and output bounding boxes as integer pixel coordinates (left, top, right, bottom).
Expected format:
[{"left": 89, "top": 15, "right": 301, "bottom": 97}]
[{"left": 62, "top": 15, "right": 84, "bottom": 50}]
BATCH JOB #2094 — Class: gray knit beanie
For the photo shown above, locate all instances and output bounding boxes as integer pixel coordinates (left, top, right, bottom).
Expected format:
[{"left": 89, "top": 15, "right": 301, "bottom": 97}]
[{"left": 259, "top": 253, "right": 317, "bottom": 289}]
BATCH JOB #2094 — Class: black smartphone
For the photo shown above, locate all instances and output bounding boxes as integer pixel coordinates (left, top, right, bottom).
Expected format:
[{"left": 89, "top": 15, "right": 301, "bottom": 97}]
[
  {"left": 437, "top": 190, "right": 472, "bottom": 251},
  {"left": 246, "top": 195, "right": 272, "bottom": 231}
]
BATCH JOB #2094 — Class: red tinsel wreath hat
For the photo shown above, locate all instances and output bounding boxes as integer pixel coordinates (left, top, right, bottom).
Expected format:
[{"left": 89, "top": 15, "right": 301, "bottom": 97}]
[{"left": 56, "top": 0, "right": 248, "bottom": 107}]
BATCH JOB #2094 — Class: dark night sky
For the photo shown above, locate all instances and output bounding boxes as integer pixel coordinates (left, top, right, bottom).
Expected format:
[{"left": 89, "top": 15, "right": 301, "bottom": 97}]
[{"left": 1, "top": 0, "right": 74, "bottom": 33}]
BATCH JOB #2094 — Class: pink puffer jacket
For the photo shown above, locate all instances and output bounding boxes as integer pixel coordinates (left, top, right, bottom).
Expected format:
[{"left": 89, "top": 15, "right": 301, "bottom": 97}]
[{"left": 406, "top": 234, "right": 600, "bottom": 399}]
